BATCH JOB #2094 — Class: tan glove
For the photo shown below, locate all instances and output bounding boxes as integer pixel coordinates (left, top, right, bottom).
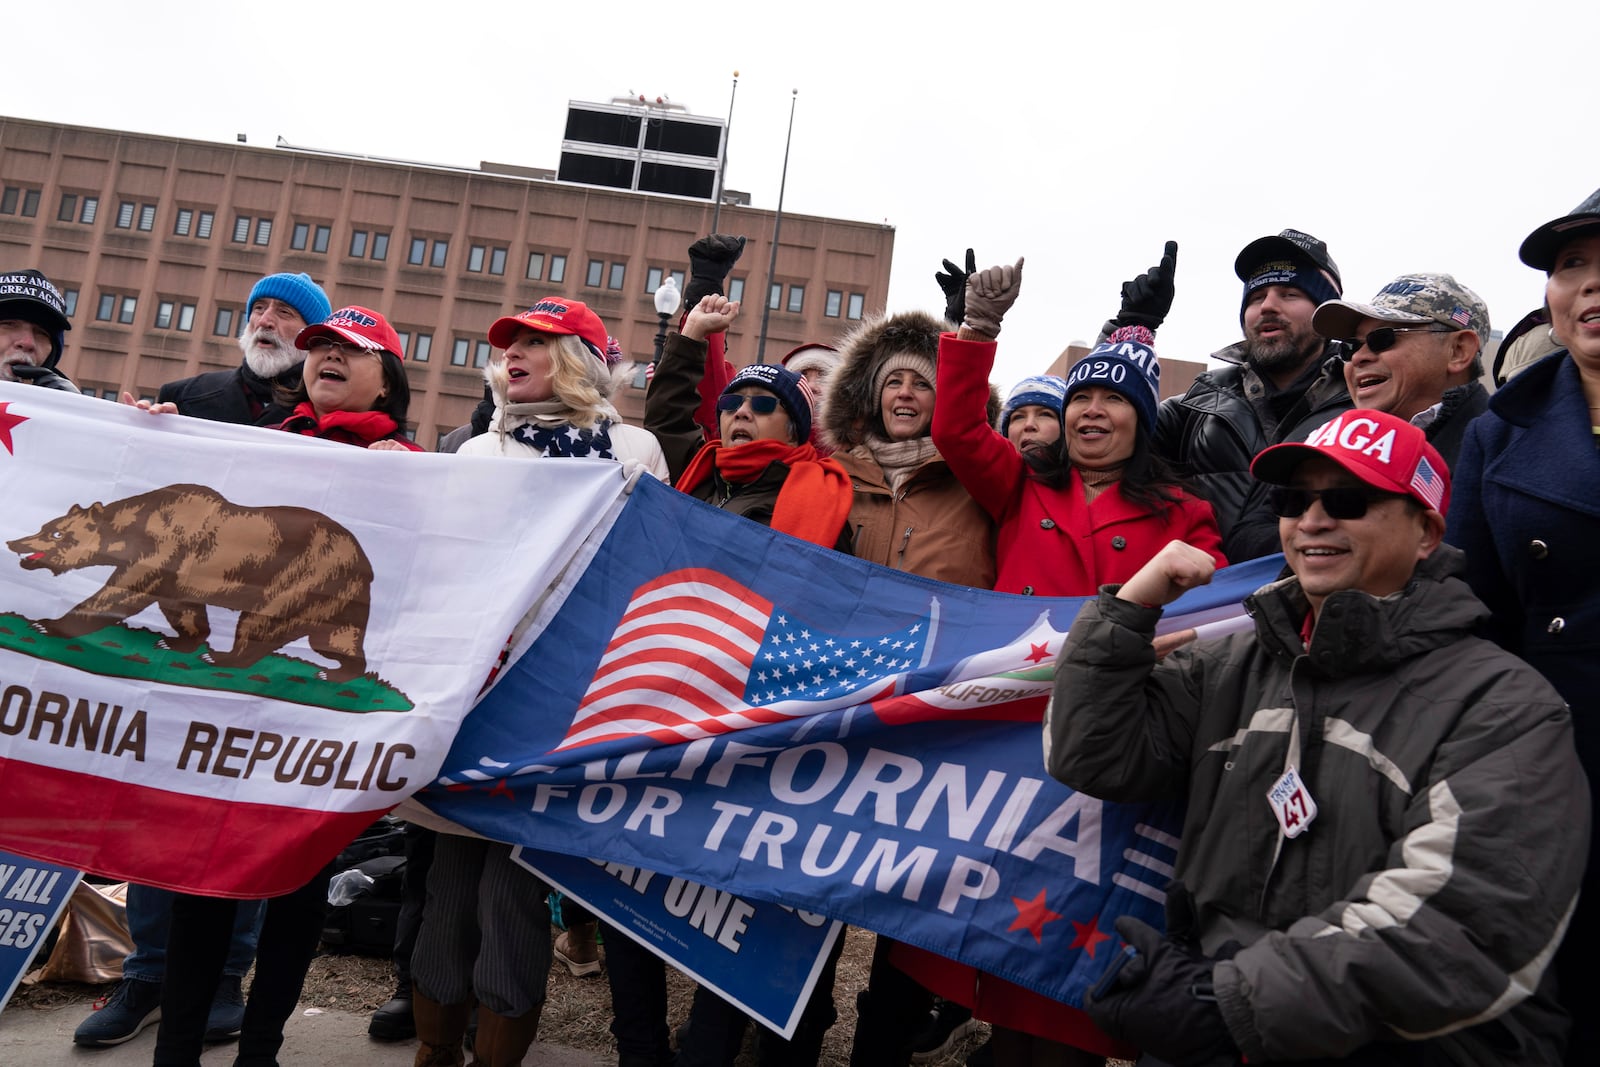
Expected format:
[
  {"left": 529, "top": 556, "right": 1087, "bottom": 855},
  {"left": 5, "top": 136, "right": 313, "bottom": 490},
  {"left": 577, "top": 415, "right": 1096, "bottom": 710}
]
[{"left": 963, "top": 257, "right": 1024, "bottom": 338}]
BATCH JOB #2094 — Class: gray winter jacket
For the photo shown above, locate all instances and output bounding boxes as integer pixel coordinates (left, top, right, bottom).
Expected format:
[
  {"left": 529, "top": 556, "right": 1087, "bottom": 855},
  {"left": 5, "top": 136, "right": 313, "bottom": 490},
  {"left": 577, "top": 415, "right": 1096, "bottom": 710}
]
[{"left": 1046, "top": 546, "right": 1586, "bottom": 1064}]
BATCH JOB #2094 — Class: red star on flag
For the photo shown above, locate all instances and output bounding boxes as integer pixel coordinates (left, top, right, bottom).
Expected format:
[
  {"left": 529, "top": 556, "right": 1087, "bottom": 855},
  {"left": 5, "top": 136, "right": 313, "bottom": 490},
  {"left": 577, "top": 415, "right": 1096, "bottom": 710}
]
[
  {"left": 1007, "top": 888, "right": 1063, "bottom": 944},
  {"left": 1024, "top": 641, "right": 1051, "bottom": 664},
  {"left": 0, "top": 402, "right": 27, "bottom": 455},
  {"left": 1069, "top": 914, "right": 1112, "bottom": 959},
  {"left": 490, "top": 778, "right": 515, "bottom": 800}
]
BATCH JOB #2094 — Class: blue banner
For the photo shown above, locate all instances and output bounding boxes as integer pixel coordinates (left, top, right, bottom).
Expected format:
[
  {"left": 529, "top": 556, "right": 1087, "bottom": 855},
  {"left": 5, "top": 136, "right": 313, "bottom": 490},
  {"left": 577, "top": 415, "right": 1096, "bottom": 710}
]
[
  {"left": 0, "top": 851, "right": 82, "bottom": 1010},
  {"left": 418, "top": 475, "right": 1280, "bottom": 1010},
  {"left": 513, "top": 847, "right": 843, "bottom": 1038}
]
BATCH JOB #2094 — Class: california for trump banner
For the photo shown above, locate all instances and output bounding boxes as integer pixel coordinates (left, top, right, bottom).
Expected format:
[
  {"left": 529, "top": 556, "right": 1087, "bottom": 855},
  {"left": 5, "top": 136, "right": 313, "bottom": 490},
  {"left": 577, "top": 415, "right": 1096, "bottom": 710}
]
[
  {"left": 0, "top": 383, "right": 627, "bottom": 896},
  {"left": 410, "top": 473, "right": 1282, "bottom": 1010}
]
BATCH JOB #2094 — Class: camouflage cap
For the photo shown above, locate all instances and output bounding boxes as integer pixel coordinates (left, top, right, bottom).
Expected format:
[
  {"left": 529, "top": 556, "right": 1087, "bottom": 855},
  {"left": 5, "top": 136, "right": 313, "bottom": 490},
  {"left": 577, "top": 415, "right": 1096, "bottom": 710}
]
[
  {"left": 1519, "top": 186, "right": 1600, "bottom": 271},
  {"left": 1312, "top": 273, "right": 1490, "bottom": 343}
]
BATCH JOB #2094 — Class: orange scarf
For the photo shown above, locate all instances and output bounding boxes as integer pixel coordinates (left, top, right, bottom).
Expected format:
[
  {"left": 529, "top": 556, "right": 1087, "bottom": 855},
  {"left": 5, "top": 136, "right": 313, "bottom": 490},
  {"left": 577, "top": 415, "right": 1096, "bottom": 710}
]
[{"left": 677, "top": 438, "right": 853, "bottom": 547}]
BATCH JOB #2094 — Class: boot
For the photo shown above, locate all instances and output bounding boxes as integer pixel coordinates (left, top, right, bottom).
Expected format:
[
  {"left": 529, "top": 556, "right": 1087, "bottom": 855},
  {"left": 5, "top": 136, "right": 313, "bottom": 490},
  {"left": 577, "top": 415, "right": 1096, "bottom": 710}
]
[
  {"left": 412, "top": 989, "right": 470, "bottom": 1067},
  {"left": 469, "top": 1004, "right": 541, "bottom": 1067}
]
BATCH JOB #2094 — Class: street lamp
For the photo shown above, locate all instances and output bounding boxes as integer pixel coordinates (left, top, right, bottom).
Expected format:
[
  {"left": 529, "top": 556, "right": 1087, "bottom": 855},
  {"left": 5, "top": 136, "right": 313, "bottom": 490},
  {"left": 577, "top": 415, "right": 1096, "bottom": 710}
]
[{"left": 652, "top": 276, "right": 682, "bottom": 366}]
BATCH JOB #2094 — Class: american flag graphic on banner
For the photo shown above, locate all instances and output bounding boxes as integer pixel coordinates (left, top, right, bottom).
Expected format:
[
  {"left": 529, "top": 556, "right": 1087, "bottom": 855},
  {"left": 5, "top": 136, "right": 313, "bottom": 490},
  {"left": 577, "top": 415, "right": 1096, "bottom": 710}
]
[{"left": 557, "top": 567, "right": 937, "bottom": 750}]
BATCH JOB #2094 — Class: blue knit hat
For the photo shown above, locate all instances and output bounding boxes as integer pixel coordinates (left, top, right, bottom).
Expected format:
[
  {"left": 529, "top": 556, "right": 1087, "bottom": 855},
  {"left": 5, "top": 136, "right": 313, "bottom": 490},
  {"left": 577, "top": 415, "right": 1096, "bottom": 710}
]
[
  {"left": 999, "top": 374, "right": 1067, "bottom": 433},
  {"left": 1066, "top": 326, "right": 1161, "bottom": 431},
  {"left": 723, "top": 363, "right": 814, "bottom": 445},
  {"left": 247, "top": 272, "right": 331, "bottom": 327}
]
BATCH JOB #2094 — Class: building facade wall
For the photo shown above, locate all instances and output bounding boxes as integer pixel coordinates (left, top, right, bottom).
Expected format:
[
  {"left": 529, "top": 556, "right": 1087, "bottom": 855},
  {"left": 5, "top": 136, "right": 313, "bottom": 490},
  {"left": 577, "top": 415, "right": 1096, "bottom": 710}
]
[{"left": 0, "top": 116, "right": 895, "bottom": 447}]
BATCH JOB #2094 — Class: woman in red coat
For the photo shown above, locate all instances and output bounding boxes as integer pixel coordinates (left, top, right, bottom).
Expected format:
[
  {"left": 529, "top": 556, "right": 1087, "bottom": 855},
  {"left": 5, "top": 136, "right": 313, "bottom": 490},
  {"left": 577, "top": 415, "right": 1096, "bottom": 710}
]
[{"left": 922, "top": 260, "right": 1225, "bottom": 1066}]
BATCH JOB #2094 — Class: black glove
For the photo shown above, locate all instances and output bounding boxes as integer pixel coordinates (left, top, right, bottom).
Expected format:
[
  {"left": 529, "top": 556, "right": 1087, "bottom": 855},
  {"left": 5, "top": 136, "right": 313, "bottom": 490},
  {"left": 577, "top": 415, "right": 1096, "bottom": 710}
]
[
  {"left": 682, "top": 234, "right": 747, "bottom": 314},
  {"left": 1085, "top": 916, "right": 1238, "bottom": 1067},
  {"left": 935, "top": 248, "right": 976, "bottom": 325},
  {"left": 11, "top": 363, "right": 81, "bottom": 393},
  {"left": 1113, "top": 240, "right": 1179, "bottom": 331}
]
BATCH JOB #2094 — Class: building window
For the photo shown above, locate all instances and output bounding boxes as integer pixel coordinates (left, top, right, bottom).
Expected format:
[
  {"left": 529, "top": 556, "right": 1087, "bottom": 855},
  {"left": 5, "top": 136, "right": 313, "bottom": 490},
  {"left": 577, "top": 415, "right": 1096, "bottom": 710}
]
[
  {"left": 825, "top": 290, "right": 843, "bottom": 318},
  {"left": 608, "top": 262, "right": 626, "bottom": 290},
  {"left": 372, "top": 232, "right": 389, "bottom": 261},
  {"left": 291, "top": 222, "right": 310, "bottom": 250},
  {"left": 412, "top": 333, "right": 432, "bottom": 362},
  {"left": 80, "top": 197, "right": 98, "bottom": 224},
  {"left": 254, "top": 218, "right": 272, "bottom": 246},
  {"left": 118, "top": 296, "right": 137, "bottom": 324},
  {"left": 768, "top": 283, "right": 782, "bottom": 310},
  {"left": 408, "top": 237, "right": 427, "bottom": 265},
  {"left": 197, "top": 211, "right": 214, "bottom": 239},
  {"left": 96, "top": 294, "right": 115, "bottom": 321},
  {"left": 116, "top": 202, "right": 136, "bottom": 229},
  {"left": 174, "top": 209, "right": 194, "bottom": 236},
  {"left": 313, "top": 225, "right": 330, "bottom": 253},
  {"left": 787, "top": 285, "right": 804, "bottom": 313},
  {"left": 646, "top": 267, "right": 664, "bottom": 293},
  {"left": 526, "top": 252, "right": 545, "bottom": 281},
  {"left": 177, "top": 303, "right": 196, "bottom": 332},
  {"left": 350, "top": 230, "right": 369, "bottom": 258},
  {"left": 549, "top": 255, "right": 566, "bottom": 283},
  {"left": 474, "top": 340, "right": 492, "bottom": 367},
  {"left": 489, "top": 248, "right": 506, "bottom": 276},
  {"left": 139, "top": 205, "right": 156, "bottom": 231},
  {"left": 233, "top": 215, "right": 251, "bottom": 243},
  {"left": 214, "top": 307, "right": 235, "bottom": 336},
  {"left": 396, "top": 330, "right": 409, "bottom": 358},
  {"left": 156, "top": 301, "right": 174, "bottom": 329},
  {"left": 586, "top": 259, "right": 604, "bottom": 287},
  {"left": 451, "top": 338, "right": 470, "bottom": 366},
  {"left": 729, "top": 278, "right": 745, "bottom": 304},
  {"left": 847, "top": 292, "right": 865, "bottom": 320},
  {"left": 468, "top": 245, "right": 485, "bottom": 272},
  {"left": 62, "top": 289, "right": 78, "bottom": 317},
  {"left": 57, "top": 193, "right": 77, "bottom": 221},
  {"left": 431, "top": 240, "right": 448, "bottom": 268},
  {"left": 0, "top": 186, "right": 37, "bottom": 216}
]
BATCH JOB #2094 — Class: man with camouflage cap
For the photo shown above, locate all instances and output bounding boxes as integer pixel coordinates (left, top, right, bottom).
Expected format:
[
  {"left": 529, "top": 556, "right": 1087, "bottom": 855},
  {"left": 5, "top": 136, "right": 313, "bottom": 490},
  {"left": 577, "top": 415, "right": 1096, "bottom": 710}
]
[
  {"left": 1312, "top": 273, "right": 1491, "bottom": 467},
  {"left": 0, "top": 268, "right": 78, "bottom": 392}
]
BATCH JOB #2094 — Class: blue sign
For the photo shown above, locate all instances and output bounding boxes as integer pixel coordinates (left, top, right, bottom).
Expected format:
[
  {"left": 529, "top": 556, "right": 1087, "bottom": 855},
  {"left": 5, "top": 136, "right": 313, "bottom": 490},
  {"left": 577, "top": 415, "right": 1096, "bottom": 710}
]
[{"left": 0, "top": 850, "right": 83, "bottom": 1011}]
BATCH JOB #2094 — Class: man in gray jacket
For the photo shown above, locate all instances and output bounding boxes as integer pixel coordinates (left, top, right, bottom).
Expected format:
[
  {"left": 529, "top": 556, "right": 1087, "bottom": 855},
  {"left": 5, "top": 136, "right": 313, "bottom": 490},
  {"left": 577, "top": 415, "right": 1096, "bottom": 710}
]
[{"left": 1047, "top": 408, "right": 1587, "bottom": 1065}]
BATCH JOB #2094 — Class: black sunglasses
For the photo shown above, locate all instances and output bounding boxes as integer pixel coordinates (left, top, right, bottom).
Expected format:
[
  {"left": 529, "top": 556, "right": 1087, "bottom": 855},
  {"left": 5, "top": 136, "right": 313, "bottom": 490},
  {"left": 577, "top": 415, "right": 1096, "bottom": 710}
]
[
  {"left": 717, "top": 393, "right": 780, "bottom": 415},
  {"left": 1267, "top": 486, "right": 1407, "bottom": 520},
  {"left": 1337, "top": 326, "right": 1456, "bottom": 360}
]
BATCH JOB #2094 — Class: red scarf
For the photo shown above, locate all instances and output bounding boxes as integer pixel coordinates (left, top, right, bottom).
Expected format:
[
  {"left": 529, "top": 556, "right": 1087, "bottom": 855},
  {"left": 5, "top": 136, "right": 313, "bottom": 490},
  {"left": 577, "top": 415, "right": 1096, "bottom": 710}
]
[
  {"left": 676, "top": 438, "right": 853, "bottom": 547},
  {"left": 277, "top": 403, "right": 420, "bottom": 450}
]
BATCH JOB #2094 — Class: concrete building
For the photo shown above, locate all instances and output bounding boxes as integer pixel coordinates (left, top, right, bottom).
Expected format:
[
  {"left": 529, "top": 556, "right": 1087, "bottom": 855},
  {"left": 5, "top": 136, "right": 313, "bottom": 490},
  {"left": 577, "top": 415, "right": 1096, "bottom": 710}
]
[{"left": 0, "top": 113, "right": 895, "bottom": 446}]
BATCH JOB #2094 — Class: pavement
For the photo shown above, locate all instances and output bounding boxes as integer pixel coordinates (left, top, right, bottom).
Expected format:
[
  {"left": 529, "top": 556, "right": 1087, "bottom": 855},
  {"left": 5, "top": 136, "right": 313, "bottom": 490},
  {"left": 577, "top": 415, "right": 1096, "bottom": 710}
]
[{"left": 0, "top": 1001, "right": 611, "bottom": 1066}]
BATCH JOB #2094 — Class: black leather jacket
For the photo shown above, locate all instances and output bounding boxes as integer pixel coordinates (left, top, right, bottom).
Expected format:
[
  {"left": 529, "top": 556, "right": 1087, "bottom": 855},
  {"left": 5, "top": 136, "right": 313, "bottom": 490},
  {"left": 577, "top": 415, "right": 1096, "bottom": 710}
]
[{"left": 1153, "top": 342, "right": 1350, "bottom": 561}]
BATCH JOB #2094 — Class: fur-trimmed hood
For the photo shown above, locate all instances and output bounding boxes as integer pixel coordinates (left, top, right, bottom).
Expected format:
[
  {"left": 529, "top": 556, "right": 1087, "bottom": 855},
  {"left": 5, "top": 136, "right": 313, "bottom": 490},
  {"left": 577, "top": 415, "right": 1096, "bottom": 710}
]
[{"left": 823, "top": 309, "right": 1000, "bottom": 450}]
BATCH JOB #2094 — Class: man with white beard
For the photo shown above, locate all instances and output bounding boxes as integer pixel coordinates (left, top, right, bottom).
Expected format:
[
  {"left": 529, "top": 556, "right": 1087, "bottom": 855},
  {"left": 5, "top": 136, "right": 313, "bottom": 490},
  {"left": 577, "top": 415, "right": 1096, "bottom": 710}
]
[
  {"left": 72, "top": 271, "right": 330, "bottom": 1051},
  {"left": 155, "top": 271, "right": 332, "bottom": 423}
]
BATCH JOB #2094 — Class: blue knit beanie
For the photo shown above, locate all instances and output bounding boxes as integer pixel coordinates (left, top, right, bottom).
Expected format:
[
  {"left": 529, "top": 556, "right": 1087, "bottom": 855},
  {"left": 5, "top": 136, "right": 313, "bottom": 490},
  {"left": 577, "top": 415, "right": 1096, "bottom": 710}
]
[
  {"left": 999, "top": 374, "right": 1068, "bottom": 433},
  {"left": 1066, "top": 326, "right": 1161, "bottom": 431},
  {"left": 723, "top": 363, "right": 814, "bottom": 445},
  {"left": 247, "top": 272, "right": 331, "bottom": 327}
]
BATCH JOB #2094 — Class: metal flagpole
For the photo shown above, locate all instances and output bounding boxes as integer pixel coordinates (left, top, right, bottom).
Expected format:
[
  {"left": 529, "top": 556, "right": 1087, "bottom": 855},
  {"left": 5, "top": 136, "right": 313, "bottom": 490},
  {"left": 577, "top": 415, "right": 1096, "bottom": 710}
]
[
  {"left": 755, "top": 89, "right": 797, "bottom": 365},
  {"left": 710, "top": 71, "right": 739, "bottom": 233}
]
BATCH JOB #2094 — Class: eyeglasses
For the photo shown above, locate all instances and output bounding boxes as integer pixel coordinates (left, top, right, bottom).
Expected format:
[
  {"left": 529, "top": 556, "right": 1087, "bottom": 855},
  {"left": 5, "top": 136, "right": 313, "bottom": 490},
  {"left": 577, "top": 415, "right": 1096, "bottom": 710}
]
[
  {"left": 1267, "top": 485, "right": 1407, "bottom": 520},
  {"left": 308, "top": 338, "right": 381, "bottom": 359},
  {"left": 717, "top": 393, "right": 780, "bottom": 415},
  {"left": 1337, "top": 326, "right": 1456, "bottom": 360}
]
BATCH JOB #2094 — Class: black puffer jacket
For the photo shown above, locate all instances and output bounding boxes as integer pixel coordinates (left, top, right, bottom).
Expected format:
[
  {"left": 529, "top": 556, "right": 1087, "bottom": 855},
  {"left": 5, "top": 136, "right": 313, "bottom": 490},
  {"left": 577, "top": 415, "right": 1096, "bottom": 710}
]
[
  {"left": 157, "top": 363, "right": 301, "bottom": 426},
  {"left": 1153, "top": 343, "right": 1349, "bottom": 561}
]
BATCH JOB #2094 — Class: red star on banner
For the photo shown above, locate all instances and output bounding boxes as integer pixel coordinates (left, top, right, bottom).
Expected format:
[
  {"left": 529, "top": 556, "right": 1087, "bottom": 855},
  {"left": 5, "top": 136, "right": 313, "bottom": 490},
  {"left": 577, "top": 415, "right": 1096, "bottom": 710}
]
[
  {"left": 0, "top": 402, "right": 27, "bottom": 455},
  {"left": 1007, "top": 888, "right": 1063, "bottom": 944},
  {"left": 1024, "top": 641, "right": 1051, "bottom": 664},
  {"left": 1069, "top": 914, "right": 1113, "bottom": 958},
  {"left": 490, "top": 778, "right": 515, "bottom": 800}
]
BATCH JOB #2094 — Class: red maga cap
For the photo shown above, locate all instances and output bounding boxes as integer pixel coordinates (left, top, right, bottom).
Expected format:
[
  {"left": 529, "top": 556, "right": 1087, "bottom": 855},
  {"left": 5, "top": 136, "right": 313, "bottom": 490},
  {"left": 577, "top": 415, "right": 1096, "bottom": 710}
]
[
  {"left": 295, "top": 305, "right": 405, "bottom": 359},
  {"left": 1251, "top": 409, "right": 1450, "bottom": 514},
  {"left": 488, "top": 298, "right": 610, "bottom": 363}
]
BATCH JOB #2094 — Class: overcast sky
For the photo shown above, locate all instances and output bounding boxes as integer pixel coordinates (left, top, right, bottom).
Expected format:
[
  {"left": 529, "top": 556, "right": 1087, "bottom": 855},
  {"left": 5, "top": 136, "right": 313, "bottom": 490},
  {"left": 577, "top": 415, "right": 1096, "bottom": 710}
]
[{"left": 10, "top": 0, "right": 1594, "bottom": 389}]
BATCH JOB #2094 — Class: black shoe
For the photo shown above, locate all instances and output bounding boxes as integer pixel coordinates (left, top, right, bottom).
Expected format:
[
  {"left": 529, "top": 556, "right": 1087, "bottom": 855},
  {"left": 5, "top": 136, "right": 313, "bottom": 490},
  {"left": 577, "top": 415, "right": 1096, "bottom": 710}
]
[
  {"left": 910, "top": 1000, "right": 977, "bottom": 1064},
  {"left": 205, "top": 973, "right": 247, "bottom": 1042},
  {"left": 965, "top": 1035, "right": 994, "bottom": 1067},
  {"left": 368, "top": 978, "right": 415, "bottom": 1040},
  {"left": 72, "top": 977, "right": 162, "bottom": 1047}
]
